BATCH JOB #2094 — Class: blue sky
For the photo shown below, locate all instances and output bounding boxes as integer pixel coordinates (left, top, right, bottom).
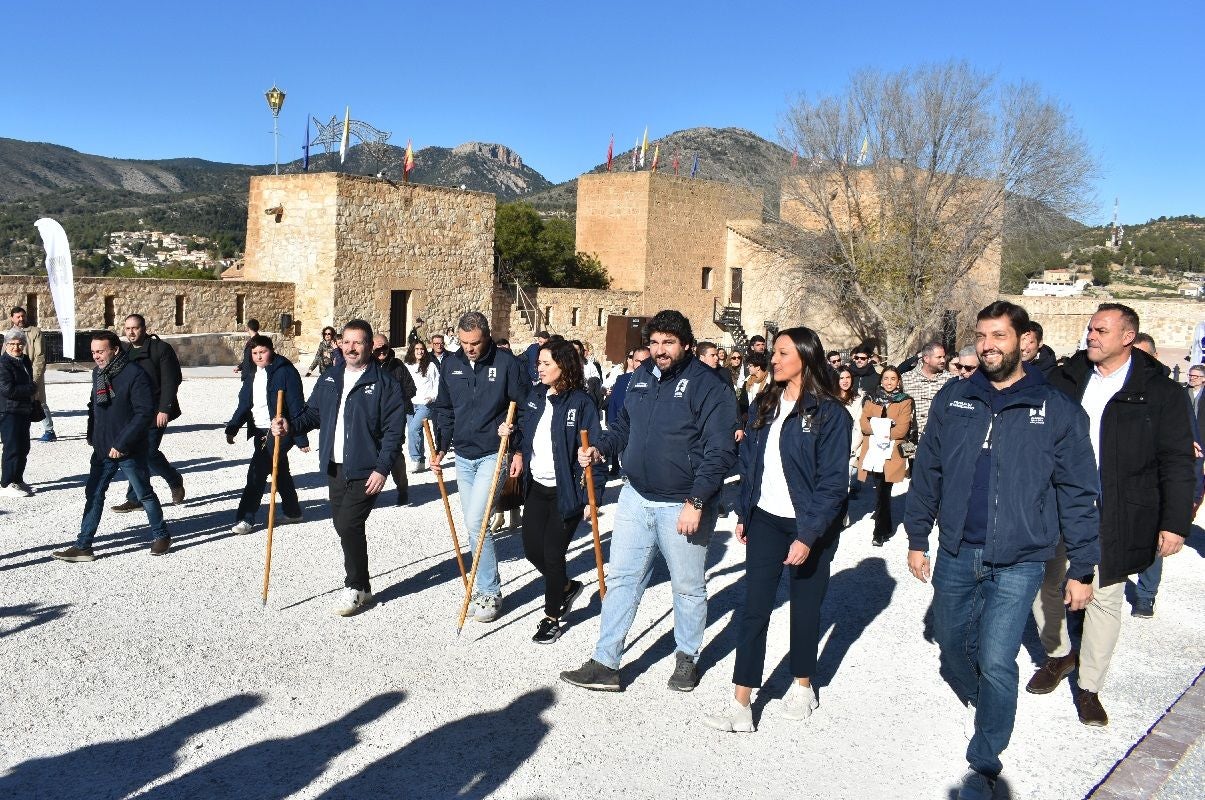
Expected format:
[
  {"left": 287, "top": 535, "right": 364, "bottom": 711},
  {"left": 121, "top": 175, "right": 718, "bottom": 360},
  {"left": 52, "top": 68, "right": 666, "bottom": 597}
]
[{"left": 6, "top": 0, "right": 1202, "bottom": 225}]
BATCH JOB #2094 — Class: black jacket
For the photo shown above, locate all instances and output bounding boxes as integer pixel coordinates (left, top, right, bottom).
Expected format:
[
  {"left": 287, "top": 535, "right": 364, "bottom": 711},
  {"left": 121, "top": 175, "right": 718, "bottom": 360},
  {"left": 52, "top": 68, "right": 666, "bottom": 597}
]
[
  {"left": 517, "top": 385, "right": 607, "bottom": 517},
  {"left": 88, "top": 363, "right": 155, "bottom": 456},
  {"left": 430, "top": 341, "right": 529, "bottom": 459},
  {"left": 597, "top": 355, "right": 738, "bottom": 504},
  {"left": 848, "top": 362, "right": 880, "bottom": 396},
  {"left": 290, "top": 362, "right": 406, "bottom": 480},
  {"left": 1028, "top": 344, "right": 1058, "bottom": 377},
  {"left": 123, "top": 335, "right": 182, "bottom": 421},
  {"left": 0, "top": 353, "right": 36, "bottom": 416},
  {"left": 226, "top": 354, "right": 310, "bottom": 450},
  {"left": 379, "top": 355, "right": 418, "bottom": 419},
  {"left": 736, "top": 392, "right": 851, "bottom": 546},
  {"left": 1048, "top": 349, "right": 1195, "bottom": 584}
]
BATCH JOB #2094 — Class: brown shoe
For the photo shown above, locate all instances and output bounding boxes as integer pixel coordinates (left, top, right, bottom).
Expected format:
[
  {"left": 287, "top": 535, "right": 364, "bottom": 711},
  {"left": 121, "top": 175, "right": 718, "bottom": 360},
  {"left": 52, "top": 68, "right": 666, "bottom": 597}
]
[
  {"left": 149, "top": 537, "right": 171, "bottom": 556},
  {"left": 170, "top": 485, "right": 185, "bottom": 505},
  {"left": 1076, "top": 689, "right": 1109, "bottom": 726},
  {"left": 111, "top": 500, "right": 141, "bottom": 513},
  {"left": 1026, "top": 651, "right": 1078, "bottom": 695},
  {"left": 51, "top": 546, "right": 95, "bottom": 562}
]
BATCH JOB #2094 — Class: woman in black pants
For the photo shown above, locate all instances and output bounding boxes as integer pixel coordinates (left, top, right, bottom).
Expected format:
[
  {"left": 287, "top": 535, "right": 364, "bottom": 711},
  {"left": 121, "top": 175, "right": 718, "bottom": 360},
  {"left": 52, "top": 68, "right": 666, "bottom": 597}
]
[
  {"left": 0, "top": 330, "right": 37, "bottom": 497},
  {"left": 704, "top": 327, "right": 851, "bottom": 732},
  {"left": 501, "top": 337, "right": 604, "bottom": 644}
]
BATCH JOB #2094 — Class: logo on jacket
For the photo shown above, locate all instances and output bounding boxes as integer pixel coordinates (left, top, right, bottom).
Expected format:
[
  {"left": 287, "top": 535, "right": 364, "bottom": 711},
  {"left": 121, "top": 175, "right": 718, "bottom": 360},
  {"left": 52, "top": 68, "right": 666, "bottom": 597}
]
[
  {"left": 674, "top": 379, "right": 690, "bottom": 398},
  {"left": 800, "top": 414, "right": 812, "bottom": 433},
  {"left": 451, "top": 370, "right": 464, "bottom": 376},
  {"left": 950, "top": 400, "right": 975, "bottom": 410},
  {"left": 363, "top": 384, "right": 374, "bottom": 396},
  {"left": 633, "top": 381, "right": 649, "bottom": 390},
  {"left": 324, "top": 376, "right": 335, "bottom": 383},
  {"left": 527, "top": 400, "right": 538, "bottom": 410},
  {"left": 1029, "top": 401, "right": 1046, "bottom": 424},
  {"left": 566, "top": 408, "right": 577, "bottom": 426},
  {"left": 488, "top": 367, "right": 497, "bottom": 382}
]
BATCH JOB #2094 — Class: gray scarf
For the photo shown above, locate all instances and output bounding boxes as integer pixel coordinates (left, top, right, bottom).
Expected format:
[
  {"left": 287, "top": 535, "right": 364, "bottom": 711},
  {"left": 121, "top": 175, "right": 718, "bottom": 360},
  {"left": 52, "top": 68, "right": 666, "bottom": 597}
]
[{"left": 93, "top": 350, "right": 129, "bottom": 407}]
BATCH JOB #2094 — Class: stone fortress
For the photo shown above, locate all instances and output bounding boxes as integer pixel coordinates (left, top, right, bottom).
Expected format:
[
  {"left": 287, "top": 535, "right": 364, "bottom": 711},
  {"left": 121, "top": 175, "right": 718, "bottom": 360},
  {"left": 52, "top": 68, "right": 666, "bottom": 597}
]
[{"left": 5, "top": 168, "right": 1204, "bottom": 367}]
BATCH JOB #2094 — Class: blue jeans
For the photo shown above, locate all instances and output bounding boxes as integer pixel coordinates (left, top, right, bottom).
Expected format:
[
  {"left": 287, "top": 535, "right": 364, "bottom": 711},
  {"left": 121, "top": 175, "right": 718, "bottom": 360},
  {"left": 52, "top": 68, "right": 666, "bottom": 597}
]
[
  {"left": 1134, "top": 555, "right": 1162, "bottom": 604},
  {"left": 79, "top": 451, "right": 169, "bottom": 548},
  {"left": 932, "top": 546, "right": 1044, "bottom": 778},
  {"left": 593, "top": 484, "right": 717, "bottom": 670},
  {"left": 125, "top": 425, "right": 182, "bottom": 502},
  {"left": 407, "top": 404, "right": 431, "bottom": 462},
  {"left": 455, "top": 453, "right": 507, "bottom": 597}
]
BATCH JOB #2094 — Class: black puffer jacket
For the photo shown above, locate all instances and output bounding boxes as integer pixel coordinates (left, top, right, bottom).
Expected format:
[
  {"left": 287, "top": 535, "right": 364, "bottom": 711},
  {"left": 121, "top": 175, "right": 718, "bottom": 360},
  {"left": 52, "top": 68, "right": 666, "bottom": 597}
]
[
  {"left": 0, "top": 353, "right": 36, "bottom": 416},
  {"left": 1048, "top": 348, "right": 1195, "bottom": 584},
  {"left": 123, "top": 335, "right": 183, "bottom": 421}
]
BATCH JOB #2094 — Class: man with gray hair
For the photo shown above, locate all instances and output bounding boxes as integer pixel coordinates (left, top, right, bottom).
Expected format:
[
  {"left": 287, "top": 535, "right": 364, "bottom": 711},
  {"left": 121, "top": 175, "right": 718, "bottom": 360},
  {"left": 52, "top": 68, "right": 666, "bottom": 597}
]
[
  {"left": 9, "top": 307, "right": 54, "bottom": 442},
  {"left": 903, "top": 341, "right": 950, "bottom": 441},
  {"left": 953, "top": 345, "right": 978, "bottom": 380},
  {"left": 430, "top": 311, "right": 529, "bottom": 622}
]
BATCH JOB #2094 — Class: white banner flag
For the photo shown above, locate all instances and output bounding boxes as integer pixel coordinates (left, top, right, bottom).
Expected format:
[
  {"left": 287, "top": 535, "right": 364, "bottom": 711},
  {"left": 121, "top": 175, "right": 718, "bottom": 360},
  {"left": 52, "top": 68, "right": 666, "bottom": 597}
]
[{"left": 34, "top": 218, "right": 76, "bottom": 360}]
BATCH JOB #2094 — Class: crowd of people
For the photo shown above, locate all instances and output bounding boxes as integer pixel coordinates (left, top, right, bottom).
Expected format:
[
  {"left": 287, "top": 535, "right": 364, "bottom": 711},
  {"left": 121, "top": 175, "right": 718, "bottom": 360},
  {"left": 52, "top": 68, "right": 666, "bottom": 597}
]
[{"left": 0, "top": 299, "right": 1198, "bottom": 800}]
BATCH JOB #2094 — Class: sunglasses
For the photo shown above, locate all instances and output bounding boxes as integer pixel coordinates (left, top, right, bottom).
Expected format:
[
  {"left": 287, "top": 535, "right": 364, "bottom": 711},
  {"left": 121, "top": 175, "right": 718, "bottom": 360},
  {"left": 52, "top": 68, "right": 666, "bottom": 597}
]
[
  {"left": 852, "top": 355, "right": 869, "bottom": 361},
  {"left": 956, "top": 364, "right": 976, "bottom": 372}
]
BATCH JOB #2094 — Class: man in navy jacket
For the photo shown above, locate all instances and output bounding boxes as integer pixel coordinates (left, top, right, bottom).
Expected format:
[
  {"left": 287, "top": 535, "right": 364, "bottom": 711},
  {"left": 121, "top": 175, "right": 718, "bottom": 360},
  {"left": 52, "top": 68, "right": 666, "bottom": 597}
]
[
  {"left": 52, "top": 331, "right": 172, "bottom": 562},
  {"left": 904, "top": 301, "right": 1100, "bottom": 800},
  {"left": 562, "top": 310, "right": 738, "bottom": 693},
  {"left": 273, "top": 320, "right": 405, "bottom": 617},
  {"left": 429, "top": 311, "right": 528, "bottom": 622}
]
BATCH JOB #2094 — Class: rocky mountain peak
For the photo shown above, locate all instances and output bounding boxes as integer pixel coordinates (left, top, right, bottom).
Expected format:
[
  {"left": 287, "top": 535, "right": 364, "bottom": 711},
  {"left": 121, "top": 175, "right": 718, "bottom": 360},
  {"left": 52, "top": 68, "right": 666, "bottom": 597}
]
[{"left": 452, "top": 142, "right": 524, "bottom": 168}]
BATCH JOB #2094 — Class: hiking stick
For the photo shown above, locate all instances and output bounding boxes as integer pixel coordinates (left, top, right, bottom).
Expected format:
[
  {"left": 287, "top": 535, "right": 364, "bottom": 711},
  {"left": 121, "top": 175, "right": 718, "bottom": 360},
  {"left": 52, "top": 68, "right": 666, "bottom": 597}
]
[
  {"left": 424, "top": 418, "right": 468, "bottom": 589},
  {"left": 579, "top": 431, "right": 607, "bottom": 599},
  {"left": 262, "top": 389, "right": 285, "bottom": 607},
  {"left": 456, "top": 401, "right": 517, "bottom": 635}
]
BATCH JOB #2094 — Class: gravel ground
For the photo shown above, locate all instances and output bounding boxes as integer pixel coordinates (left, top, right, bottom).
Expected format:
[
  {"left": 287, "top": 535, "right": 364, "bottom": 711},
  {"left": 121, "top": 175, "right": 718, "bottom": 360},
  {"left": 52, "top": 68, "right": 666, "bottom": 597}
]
[{"left": 1, "top": 375, "right": 1202, "bottom": 800}]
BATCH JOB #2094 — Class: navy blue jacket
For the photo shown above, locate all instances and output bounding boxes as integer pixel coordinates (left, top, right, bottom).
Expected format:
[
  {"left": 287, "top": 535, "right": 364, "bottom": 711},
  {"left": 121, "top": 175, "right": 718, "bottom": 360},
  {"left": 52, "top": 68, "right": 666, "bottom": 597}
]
[
  {"left": 597, "top": 355, "right": 738, "bottom": 504},
  {"left": 607, "top": 371, "right": 633, "bottom": 421},
  {"left": 522, "top": 342, "right": 541, "bottom": 384},
  {"left": 0, "top": 353, "right": 36, "bottom": 416},
  {"left": 430, "top": 340, "right": 529, "bottom": 459},
  {"left": 904, "top": 366, "right": 1101, "bottom": 576},
  {"left": 290, "top": 362, "right": 406, "bottom": 480},
  {"left": 225, "top": 354, "right": 310, "bottom": 450},
  {"left": 88, "top": 362, "right": 154, "bottom": 456},
  {"left": 518, "top": 385, "right": 607, "bottom": 517},
  {"left": 736, "top": 392, "right": 851, "bottom": 546}
]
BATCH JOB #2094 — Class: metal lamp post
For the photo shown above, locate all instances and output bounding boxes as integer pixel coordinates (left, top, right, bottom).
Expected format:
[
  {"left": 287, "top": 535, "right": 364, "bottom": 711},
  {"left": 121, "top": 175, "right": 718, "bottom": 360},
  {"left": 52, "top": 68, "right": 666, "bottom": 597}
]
[{"left": 265, "top": 84, "right": 286, "bottom": 174}]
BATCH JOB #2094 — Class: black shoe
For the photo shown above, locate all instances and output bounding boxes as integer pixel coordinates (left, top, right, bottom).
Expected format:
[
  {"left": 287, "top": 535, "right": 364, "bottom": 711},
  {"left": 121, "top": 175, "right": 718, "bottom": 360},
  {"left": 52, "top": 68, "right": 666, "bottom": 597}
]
[
  {"left": 560, "top": 580, "right": 584, "bottom": 618},
  {"left": 111, "top": 500, "right": 141, "bottom": 513},
  {"left": 871, "top": 536, "right": 885, "bottom": 547},
  {"left": 395, "top": 494, "right": 409, "bottom": 507},
  {"left": 1131, "top": 599, "right": 1155, "bottom": 618},
  {"left": 560, "top": 659, "right": 621, "bottom": 692},
  {"left": 51, "top": 546, "right": 95, "bottom": 562},
  {"left": 532, "top": 617, "right": 562, "bottom": 644},
  {"left": 1076, "top": 689, "right": 1109, "bottom": 726},
  {"left": 667, "top": 651, "right": 699, "bottom": 692}
]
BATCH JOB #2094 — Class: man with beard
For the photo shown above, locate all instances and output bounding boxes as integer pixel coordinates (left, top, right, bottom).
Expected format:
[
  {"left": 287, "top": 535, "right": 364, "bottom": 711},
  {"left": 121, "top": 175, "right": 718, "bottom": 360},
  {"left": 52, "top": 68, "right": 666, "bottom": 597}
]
[
  {"left": 904, "top": 300, "right": 1099, "bottom": 799},
  {"left": 847, "top": 344, "right": 881, "bottom": 396},
  {"left": 562, "top": 310, "right": 738, "bottom": 692},
  {"left": 372, "top": 334, "right": 417, "bottom": 506}
]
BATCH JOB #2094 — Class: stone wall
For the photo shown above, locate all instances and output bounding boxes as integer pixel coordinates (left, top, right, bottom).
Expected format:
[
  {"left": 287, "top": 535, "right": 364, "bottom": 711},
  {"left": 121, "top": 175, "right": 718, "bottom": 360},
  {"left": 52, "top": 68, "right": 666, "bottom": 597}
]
[
  {"left": 507, "top": 286, "right": 644, "bottom": 359},
  {"left": 1006, "top": 295, "right": 1205, "bottom": 358},
  {"left": 243, "top": 174, "right": 496, "bottom": 349},
  {"left": 576, "top": 174, "right": 652, "bottom": 293},
  {"left": 0, "top": 275, "right": 295, "bottom": 338}
]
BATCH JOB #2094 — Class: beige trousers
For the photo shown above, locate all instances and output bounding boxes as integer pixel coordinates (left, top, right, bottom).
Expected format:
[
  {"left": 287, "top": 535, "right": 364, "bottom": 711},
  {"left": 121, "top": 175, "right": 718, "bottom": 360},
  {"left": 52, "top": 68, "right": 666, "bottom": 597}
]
[{"left": 1031, "top": 542, "right": 1126, "bottom": 693}]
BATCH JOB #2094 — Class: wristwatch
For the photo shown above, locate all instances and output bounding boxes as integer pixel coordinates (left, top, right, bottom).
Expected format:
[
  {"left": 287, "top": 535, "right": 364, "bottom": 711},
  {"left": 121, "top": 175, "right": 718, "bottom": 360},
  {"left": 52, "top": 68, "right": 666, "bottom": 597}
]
[
  {"left": 1070, "top": 571, "right": 1094, "bottom": 585},
  {"left": 686, "top": 497, "right": 704, "bottom": 510}
]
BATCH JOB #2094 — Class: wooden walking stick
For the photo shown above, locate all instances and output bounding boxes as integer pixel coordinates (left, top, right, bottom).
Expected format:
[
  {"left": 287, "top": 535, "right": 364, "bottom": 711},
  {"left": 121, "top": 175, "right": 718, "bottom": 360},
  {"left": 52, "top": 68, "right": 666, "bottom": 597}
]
[
  {"left": 262, "top": 389, "right": 285, "bottom": 607},
  {"left": 456, "top": 401, "right": 517, "bottom": 635},
  {"left": 579, "top": 430, "right": 607, "bottom": 599},
  {"left": 424, "top": 418, "right": 468, "bottom": 589}
]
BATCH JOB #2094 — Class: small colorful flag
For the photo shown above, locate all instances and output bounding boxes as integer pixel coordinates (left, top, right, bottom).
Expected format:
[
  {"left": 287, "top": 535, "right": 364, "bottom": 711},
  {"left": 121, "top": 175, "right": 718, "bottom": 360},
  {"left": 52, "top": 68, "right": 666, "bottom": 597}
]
[
  {"left": 631, "top": 138, "right": 639, "bottom": 171},
  {"left": 639, "top": 126, "right": 648, "bottom": 168},
  {"left": 672, "top": 154, "right": 680, "bottom": 175},
  {"left": 606, "top": 134, "right": 614, "bottom": 172},
  {"left": 302, "top": 115, "right": 311, "bottom": 172},
  {"left": 404, "top": 139, "right": 414, "bottom": 180},
  {"left": 339, "top": 106, "right": 351, "bottom": 165},
  {"left": 857, "top": 136, "right": 868, "bottom": 166},
  {"left": 650, "top": 144, "right": 660, "bottom": 172},
  {"left": 690, "top": 153, "right": 699, "bottom": 178}
]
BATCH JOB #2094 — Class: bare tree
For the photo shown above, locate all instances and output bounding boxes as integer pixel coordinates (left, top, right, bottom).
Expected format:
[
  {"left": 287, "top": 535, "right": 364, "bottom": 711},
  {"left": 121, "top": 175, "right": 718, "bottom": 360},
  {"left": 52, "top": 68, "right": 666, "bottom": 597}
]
[{"left": 764, "top": 61, "right": 1096, "bottom": 361}]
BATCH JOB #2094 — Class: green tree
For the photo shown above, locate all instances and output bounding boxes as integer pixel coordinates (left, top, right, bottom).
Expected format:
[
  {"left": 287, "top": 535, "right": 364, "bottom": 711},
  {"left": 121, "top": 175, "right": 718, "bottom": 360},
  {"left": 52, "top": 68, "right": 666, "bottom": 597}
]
[
  {"left": 495, "top": 203, "right": 610, "bottom": 288},
  {"left": 1090, "top": 249, "right": 1112, "bottom": 285}
]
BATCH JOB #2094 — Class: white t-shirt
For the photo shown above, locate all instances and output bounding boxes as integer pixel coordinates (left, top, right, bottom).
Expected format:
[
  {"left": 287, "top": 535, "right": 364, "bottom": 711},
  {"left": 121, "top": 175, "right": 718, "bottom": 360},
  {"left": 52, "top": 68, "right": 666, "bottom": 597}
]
[
  {"left": 757, "top": 397, "right": 797, "bottom": 518},
  {"left": 1081, "top": 357, "right": 1131, "bottom": 467},
  {"left": 251, "top": 366, "right": 271, "bottom": 430},
  {"left": 332, "top": 366, "right": 366, "bottom": 463},
  {"left": 529, "top": 400, "right": 557, "bottom": 487}
]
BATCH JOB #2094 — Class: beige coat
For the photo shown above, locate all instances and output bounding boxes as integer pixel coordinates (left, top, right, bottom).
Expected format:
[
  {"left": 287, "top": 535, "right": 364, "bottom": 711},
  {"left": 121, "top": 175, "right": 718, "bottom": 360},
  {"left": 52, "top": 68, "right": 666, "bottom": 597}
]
[
  {"left": 22, "top": 325, "right": 46, "bottom": 405},
  {"left": 856, "top": 395, "right": 913, "bottom": 484}
]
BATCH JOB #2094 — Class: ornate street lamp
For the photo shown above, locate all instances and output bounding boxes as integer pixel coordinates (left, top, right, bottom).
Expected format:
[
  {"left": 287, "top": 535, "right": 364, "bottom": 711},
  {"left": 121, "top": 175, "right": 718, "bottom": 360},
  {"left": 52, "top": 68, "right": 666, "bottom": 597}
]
[{"left": 264, "top": 84, "right": 286, "bottom": 174}]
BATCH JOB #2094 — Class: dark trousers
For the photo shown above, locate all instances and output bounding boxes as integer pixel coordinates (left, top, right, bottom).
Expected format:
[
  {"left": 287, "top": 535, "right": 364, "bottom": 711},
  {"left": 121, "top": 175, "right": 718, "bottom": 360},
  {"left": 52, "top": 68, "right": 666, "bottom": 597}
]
[
  {"left": 390, "top": 447, "right": 409, "bottom": 505},
  {"left": 327, "top": 461, "right": 379, "bottom": 592},
  {"left": 873, "top": 473, "right": 894, "bottom": 541},
  {"left": 125, "top": 424, "right": 182, "bottom": 502},
  {"left": 522, "top": 481, "right": 583, "bottom": 618},
  {"left": 235, "top": 430, "right": 300, "bottom": 524},
  {"left": 733, "top": 507, "right": 839, "bottom": 688},
  {"left": 0, "top": 412, "right": 31, "bottom": 486}
]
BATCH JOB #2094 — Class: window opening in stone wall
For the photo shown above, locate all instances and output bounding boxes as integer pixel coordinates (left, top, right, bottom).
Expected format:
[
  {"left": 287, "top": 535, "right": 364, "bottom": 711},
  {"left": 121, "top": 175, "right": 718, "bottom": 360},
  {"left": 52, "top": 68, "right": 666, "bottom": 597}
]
[
  {"left": 596, "top": 308, "right": 605, "bottom": 327},
  {"left": 621, "top": 307, "right": 629, "bottom": 316},
  {"left": 103, "top": 296, "right": 116, "bottom": 328},
  {"left": 175, "top": 295, "right": 186, "bottom": 326},
  {"left": 544, "top": 306, "right": 553, "bottom": 326},
  {"left": 571, "top": 307, "right": 581, "bottom": 326},
  {"left": 701, "top": 267, "right": 714, "bottom": 291},
  {"left": 25, "top": 294, "right": 38, "bottom": 326},
  {"left": 235, "top": 294, "right": 246, "bottom": 326}
]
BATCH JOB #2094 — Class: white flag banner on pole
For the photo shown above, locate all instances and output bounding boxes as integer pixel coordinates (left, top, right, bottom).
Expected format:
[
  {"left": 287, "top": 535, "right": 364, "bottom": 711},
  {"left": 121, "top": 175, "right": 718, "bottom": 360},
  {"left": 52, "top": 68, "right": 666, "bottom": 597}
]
[
  {"left": 1191, "top": 321, "right": 1205, "bottom": 367},
  {"left": 34, "top": 218, "right": 76, "bottom": 360}
]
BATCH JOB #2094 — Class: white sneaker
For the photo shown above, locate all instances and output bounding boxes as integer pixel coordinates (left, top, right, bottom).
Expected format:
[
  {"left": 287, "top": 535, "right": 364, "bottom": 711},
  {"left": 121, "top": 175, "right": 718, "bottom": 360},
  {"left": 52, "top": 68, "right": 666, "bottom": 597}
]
[
  {"left": 331, "top": 588, "right": 374, "bottom": 617},
  {"left": 964, "top": 702, "right": 976, "bottom": 741},
  {"left": 411, "top": 458, "right": 426, "bottom": 473},
  {"left": 703, "top": 699, "right": 755, "bottom": 733},
  {"left": 474, "top": 594, "right": 502, "bottom": 622},
  {"left": 781, "top": 682, "right": 819, "bottom": 720},
  {"left": 0, "top": 484, "right": 29, "bottom": 498},
  {"left": 231, "top": 521, "right": 253, "bottom": 535}
]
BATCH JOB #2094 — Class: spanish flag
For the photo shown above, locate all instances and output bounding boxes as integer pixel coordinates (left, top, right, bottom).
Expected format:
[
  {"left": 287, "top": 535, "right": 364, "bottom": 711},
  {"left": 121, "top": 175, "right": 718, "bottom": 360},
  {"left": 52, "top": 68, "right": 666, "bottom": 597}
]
[{"left": 339, "top": 107, "right": 351, "bottom": 165}]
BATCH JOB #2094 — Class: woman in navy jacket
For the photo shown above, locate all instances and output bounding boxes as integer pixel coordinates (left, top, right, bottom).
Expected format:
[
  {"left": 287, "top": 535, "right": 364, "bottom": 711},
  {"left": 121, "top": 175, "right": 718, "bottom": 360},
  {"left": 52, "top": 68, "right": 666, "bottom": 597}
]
[
  {"left": 501, "top": 336, "right": 605, "bottom": 644},
  {"left": 704, "top": 327, "right": 851, "bottom": 732}
]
